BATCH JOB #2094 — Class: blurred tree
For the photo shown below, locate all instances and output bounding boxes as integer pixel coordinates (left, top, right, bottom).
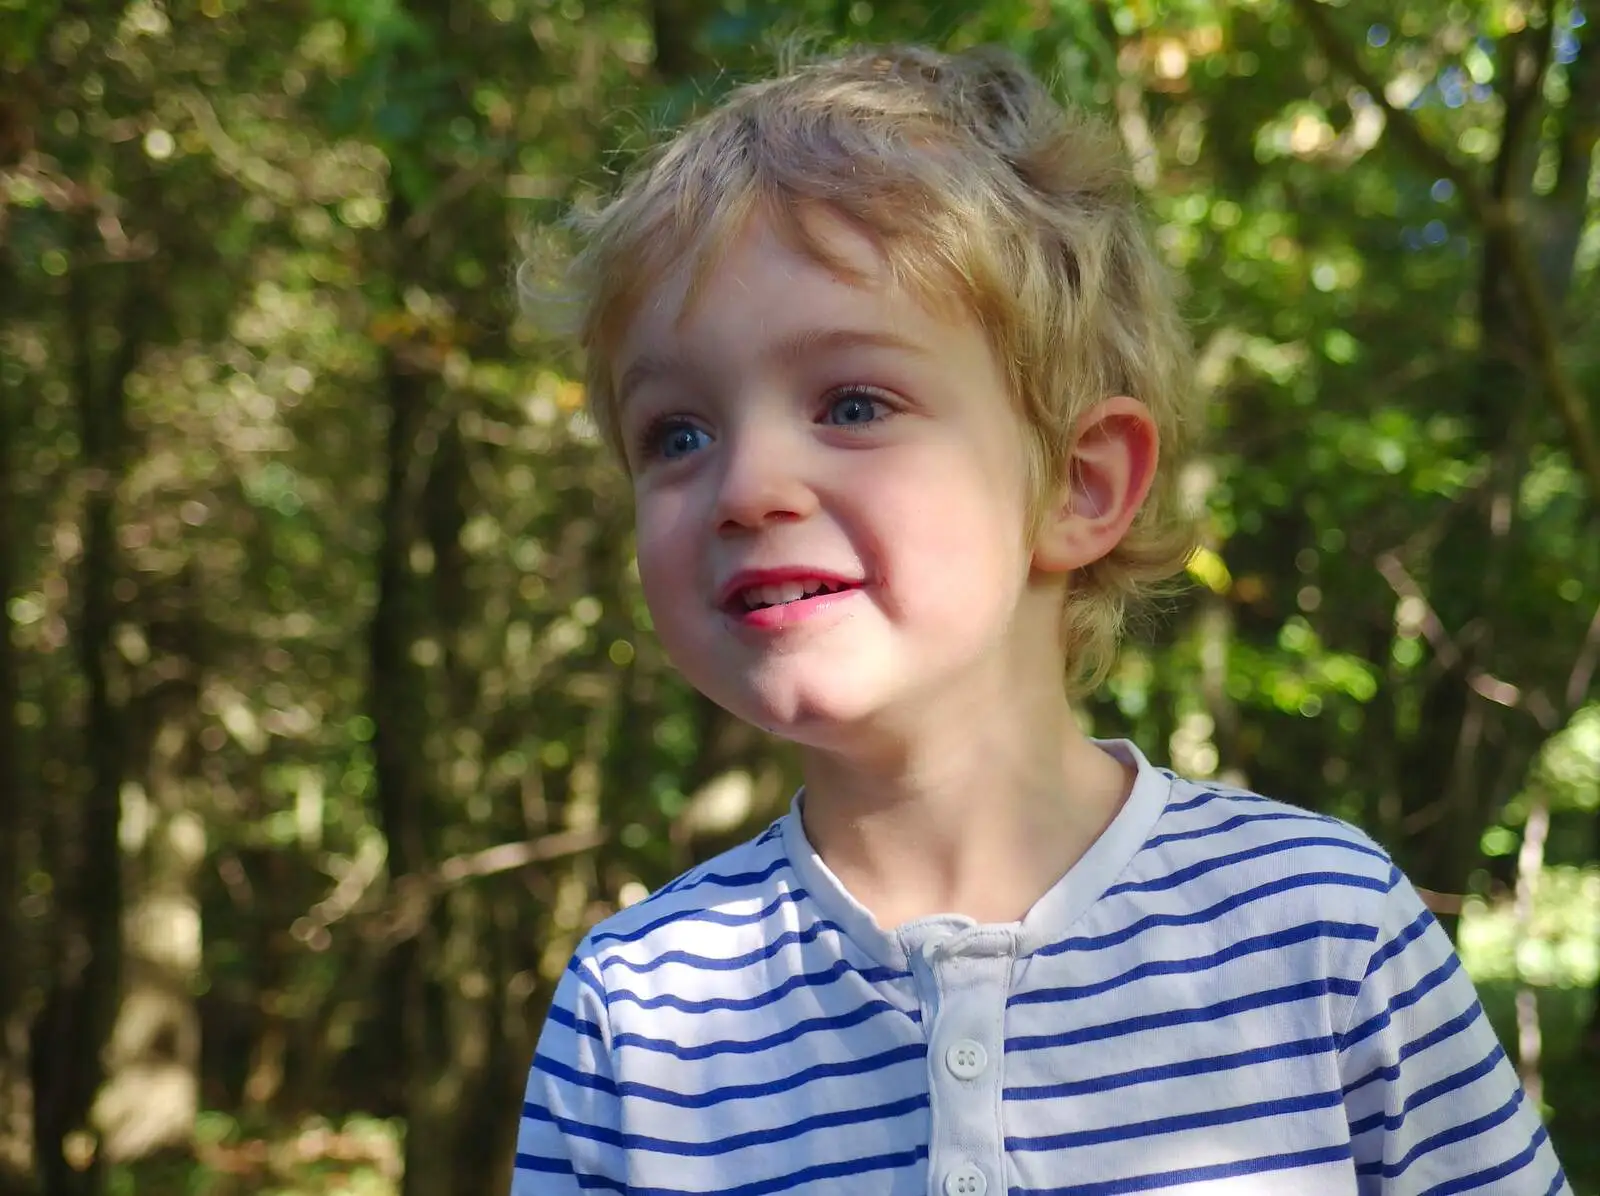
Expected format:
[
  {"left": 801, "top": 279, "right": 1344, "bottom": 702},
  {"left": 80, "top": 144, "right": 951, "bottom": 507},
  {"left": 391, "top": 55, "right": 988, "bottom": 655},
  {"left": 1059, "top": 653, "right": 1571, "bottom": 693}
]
[
  {"left": 0, "top": 231, "right": 28, "bottom": 1196},
  {"left": 0, "top": 0, "right": 1594, "bottom": 1194}
]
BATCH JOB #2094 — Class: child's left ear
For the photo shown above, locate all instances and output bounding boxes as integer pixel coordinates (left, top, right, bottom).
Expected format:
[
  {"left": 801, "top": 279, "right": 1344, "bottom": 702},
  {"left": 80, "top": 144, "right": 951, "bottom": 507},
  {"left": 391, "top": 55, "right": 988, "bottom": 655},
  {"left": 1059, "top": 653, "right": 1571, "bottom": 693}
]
[{"left": 1032, "top": 396, "right": 1160, "bottom": 574}]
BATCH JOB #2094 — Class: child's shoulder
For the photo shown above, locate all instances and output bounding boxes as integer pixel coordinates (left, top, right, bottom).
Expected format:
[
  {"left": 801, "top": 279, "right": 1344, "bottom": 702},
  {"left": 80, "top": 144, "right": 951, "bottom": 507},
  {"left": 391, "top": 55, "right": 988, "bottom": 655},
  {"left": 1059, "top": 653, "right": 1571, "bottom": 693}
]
[
  {"left": 572, "top": 816, "right": 800, "bottom": 971},
  {"left": 1131, "top": 767, "right": 1403, "bottom": 921}
]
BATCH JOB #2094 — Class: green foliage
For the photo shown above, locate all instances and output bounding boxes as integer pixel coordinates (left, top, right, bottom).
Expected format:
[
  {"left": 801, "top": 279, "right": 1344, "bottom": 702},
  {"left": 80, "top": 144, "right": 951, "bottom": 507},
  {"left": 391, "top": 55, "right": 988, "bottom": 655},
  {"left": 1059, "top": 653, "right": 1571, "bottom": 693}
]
[{"left": 0, "top": 0, "right": 1596, "bottom": 1192}]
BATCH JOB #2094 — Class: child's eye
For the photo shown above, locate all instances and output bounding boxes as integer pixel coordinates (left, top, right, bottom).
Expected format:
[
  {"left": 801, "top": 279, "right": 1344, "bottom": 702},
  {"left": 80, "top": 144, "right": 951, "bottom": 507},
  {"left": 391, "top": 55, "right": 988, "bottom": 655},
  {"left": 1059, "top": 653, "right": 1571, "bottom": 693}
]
[
  {"left": 823, "top": 388, "right": 889, "bottom": 427},
  {"left": 641, "top": 418, "right": 712, "bottom": 461}
]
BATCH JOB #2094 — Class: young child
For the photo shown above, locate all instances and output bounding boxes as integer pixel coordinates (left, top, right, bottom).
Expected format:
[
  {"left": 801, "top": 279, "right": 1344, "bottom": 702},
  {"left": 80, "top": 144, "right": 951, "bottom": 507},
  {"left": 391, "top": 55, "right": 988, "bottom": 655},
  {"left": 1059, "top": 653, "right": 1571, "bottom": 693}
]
[{"left": 513, "top": 45, "right": 1570, "bottom": 1196}]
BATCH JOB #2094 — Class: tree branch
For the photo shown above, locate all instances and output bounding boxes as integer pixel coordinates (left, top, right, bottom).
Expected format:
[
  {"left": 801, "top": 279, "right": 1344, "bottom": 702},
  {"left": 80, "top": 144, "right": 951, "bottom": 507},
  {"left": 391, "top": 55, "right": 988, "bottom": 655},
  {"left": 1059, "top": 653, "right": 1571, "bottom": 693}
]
[
  {"left": 1375, "top": 551, "right": 1561, "bottom": 729},
  {"left": 300, "top": 827, "right": 609, "bottom": 947},
  {"left": 1540, "top": 15, "right": 1600, "bottom": 307},
  {"left": 1288, "top": 0, "right": 1600, "bottom": 506},
  {"left": 1566, "top": 602, "right": 1600, "bottom": 714}
]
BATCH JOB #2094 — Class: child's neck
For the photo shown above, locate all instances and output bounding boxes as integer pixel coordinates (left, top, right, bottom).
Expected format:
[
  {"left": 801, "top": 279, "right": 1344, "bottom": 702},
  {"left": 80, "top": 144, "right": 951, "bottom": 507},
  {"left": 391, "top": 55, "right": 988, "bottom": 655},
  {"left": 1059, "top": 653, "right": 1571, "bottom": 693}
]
[{"left": 795, "top": 689, "right": 1133, "bottom": 929}]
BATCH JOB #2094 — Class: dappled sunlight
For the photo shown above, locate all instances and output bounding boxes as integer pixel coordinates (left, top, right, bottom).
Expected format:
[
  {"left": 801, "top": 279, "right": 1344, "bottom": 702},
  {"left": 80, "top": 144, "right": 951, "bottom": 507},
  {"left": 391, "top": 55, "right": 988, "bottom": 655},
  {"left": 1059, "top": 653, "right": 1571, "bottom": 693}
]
[
  {"left": 0, "top": 0, "right": 1595, "bottom": 1192},
  {"left": 94, "top": 1059, "right": 197, "bottom": 1164}
]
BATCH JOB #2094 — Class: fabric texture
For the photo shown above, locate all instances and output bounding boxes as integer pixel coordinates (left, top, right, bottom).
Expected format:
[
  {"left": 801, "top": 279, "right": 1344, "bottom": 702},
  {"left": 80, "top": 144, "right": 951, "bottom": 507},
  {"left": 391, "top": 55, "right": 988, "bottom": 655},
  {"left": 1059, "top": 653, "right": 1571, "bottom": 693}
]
[{"left": 513, "top": 740, "right": 1570, "bottom": 1196}]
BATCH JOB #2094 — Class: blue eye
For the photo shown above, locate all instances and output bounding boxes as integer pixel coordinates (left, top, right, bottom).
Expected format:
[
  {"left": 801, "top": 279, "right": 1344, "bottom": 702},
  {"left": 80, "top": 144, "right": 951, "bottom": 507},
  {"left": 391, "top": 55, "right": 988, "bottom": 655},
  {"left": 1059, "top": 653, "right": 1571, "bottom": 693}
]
[
  {"left": 644, "top": 419, "right": 711, "bottom": 461},
  {"left": 825, "top": 390, "right": 885, "bottom": 427}
]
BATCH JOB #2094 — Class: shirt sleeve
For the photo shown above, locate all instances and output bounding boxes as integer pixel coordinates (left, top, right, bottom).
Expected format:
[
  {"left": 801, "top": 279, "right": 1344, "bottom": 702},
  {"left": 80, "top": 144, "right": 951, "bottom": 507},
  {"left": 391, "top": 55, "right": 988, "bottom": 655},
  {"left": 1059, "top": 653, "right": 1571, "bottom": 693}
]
[
  {"left": 1338, "top": 866, "right": 1570, "bottom": 1195},
  {"left": 512, "top": 944, "right": 626, "bottom": 1194}
]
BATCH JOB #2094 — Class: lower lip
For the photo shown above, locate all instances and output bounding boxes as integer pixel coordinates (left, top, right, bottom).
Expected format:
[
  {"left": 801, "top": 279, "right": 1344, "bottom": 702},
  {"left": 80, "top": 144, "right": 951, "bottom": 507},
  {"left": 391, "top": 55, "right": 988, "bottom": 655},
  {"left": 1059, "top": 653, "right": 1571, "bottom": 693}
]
[{"left": 727, "top": 587, "right": 862, "bottom": 630}]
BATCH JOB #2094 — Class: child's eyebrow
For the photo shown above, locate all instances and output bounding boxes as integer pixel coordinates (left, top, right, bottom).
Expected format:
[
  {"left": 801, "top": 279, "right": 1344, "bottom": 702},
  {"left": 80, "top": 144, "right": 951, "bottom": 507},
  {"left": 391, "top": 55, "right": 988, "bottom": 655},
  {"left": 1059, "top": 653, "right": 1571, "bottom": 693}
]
[{"left": 617, "top": 327, "right": 926, "bottom": 409}]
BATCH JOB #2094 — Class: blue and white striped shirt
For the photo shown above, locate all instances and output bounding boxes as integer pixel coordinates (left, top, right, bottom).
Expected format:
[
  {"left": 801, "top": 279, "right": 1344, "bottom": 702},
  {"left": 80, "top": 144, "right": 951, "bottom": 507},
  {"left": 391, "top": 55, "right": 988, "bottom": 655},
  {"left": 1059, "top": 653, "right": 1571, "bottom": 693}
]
[{"left": 514, "top": 740, "right": 1569, "bottom": 1195}]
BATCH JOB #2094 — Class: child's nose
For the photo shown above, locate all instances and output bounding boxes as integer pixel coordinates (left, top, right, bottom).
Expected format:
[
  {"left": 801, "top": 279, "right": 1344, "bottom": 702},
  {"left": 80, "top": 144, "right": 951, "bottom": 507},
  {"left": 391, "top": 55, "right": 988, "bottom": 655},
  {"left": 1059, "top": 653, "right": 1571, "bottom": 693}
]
[{"left": 713, "top": 429, "right": 818, "bottom": 532}]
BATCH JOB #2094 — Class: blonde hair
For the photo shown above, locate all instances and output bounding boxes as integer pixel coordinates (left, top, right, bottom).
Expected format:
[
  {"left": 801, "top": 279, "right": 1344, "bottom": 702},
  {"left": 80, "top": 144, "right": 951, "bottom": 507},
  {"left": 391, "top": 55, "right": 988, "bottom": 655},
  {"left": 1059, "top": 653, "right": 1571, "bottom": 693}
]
[{"left": 562, "top": 44, "right": 1199, "bottom": 694}]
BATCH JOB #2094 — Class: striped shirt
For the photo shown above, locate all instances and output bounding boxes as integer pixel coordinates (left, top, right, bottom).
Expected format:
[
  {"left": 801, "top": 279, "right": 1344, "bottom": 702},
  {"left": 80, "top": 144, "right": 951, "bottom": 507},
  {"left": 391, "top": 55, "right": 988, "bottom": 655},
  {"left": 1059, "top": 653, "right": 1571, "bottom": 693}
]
[{"left": 514, "top": 740, "right": 1570, "bottom": 1195}]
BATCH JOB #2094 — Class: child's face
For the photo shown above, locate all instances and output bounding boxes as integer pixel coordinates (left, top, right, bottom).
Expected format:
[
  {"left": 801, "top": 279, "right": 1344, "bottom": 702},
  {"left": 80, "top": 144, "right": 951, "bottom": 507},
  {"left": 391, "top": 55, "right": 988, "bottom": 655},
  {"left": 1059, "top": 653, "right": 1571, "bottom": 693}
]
[{"left": 614, "top": 209, "right": 1058, "bottom": 746}]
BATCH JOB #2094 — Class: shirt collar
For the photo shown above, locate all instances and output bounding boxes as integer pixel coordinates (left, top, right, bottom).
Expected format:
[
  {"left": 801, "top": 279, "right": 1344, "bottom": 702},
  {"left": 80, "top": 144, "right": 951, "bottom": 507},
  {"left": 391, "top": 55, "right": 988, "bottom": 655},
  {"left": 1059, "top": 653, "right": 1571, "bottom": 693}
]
[{"left": 778, "top": 738, "right": 1174, "bottom": 970}]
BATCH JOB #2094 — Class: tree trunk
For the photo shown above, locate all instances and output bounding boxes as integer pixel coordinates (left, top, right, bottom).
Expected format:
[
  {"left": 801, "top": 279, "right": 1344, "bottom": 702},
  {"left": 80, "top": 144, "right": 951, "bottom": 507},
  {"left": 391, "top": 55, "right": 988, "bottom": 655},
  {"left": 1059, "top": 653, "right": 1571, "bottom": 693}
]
[
  {"left": 91, "top": 576, "right": 204, "bottom": 1171},
  {"left": 0, "top": 253, "right": 36, "bottom": 1196},
  {"left": 1541, "top": 19, "right": 1600, "bottom": 1063},
  {"left": 31, "top": 229, "right": 137, "bottom": 1196},
  {"left": 1585, "top": 803, "right": 1600, "bottom": 1061},
  {"left": 651, "top": 0, "right": 710, "bottom": 81},
  {"left": 1395, "top": 19, "right": 1589, "bottom": 938},
  {"left": 1511, "top": 789, "right": 1549, "bottom": 1105},
  {"left": 368, "top": 308, "right": 447, "bottom": 1196}
]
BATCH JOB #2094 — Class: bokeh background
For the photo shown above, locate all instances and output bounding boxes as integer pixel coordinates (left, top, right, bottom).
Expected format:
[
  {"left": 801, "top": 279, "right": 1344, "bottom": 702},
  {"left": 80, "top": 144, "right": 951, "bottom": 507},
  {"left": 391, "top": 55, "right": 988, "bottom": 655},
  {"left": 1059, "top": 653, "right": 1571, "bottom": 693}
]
[{"left": 1, "top": 0, "right": 1597, "bottom": 1193}]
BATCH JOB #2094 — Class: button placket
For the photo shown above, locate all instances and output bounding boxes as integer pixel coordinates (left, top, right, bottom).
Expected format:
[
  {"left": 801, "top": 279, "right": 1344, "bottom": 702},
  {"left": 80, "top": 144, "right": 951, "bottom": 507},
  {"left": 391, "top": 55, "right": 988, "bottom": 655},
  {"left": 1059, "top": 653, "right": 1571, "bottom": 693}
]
[
  {"left": 944, "top": 1164, "right": 987, "bottom": 1196},
  {"left": 945, "top": 1039, "right": 988, "bottom": 1080},
  {"left": 910, "top": 932, "right": 1012, "bottom": 1196}
]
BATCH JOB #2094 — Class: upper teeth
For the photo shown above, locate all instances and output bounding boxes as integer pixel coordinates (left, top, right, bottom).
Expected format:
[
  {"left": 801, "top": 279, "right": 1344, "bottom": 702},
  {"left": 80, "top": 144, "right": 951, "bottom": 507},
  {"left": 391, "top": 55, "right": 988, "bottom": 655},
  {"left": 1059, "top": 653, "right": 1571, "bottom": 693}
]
[{"left": 741, "top": 580, "right": 842, "bottom": 609}]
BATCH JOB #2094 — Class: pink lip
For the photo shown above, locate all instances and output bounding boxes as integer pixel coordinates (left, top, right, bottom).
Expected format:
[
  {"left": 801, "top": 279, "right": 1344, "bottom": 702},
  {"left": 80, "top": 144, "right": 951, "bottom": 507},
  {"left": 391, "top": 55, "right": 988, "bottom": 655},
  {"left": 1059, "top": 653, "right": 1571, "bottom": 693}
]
[
  {"left": 716, "top": 567, "right": 863, "bottom": 609},
  {"left": 717, "top": 568, "right": 866, "bottom": 630},
  {"left": 730, "top": 587, "right": 862, "bottom": 630}
]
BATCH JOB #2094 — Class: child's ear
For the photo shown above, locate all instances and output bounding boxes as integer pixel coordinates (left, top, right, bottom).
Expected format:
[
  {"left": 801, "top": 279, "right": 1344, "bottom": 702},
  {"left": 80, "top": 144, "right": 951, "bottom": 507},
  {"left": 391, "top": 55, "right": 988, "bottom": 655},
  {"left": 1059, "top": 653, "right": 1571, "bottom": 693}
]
[{"left": 1032, "top": 396, "right": 1159, "bottom": 574}]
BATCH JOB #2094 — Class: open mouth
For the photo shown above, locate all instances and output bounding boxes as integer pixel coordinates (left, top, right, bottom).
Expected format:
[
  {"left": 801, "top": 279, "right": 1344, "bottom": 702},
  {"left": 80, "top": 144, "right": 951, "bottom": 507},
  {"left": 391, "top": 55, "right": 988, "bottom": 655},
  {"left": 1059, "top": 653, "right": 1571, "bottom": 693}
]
[{"left": 734, "top": 579, "right": 858, "bottom": 612}]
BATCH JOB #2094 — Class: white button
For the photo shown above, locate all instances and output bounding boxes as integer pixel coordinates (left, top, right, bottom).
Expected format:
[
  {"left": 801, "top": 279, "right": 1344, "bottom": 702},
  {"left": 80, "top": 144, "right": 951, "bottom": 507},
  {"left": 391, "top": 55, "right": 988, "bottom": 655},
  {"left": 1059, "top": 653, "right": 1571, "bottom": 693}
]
[
  {"left": 944, "top": 1165, "right": 987, "bottom": 1196},
  {"left": 945, "top": 1039, "right": 988, "bottom": 1079}
]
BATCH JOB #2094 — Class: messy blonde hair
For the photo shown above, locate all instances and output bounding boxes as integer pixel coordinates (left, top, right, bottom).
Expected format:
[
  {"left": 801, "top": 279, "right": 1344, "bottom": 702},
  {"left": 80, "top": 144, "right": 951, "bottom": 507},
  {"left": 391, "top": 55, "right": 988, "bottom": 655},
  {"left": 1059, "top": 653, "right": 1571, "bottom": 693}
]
[{"left": 563, "top": 44, "right": 1199, "bottom": 695}]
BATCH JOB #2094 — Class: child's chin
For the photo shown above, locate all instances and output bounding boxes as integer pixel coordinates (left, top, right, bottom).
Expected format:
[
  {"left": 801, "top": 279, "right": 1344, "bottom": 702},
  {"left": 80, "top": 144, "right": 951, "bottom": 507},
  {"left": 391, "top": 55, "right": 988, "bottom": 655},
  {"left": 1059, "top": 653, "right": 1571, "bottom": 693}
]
[{"left": 740, "top": 688, "right": 891, "bottom": 745}]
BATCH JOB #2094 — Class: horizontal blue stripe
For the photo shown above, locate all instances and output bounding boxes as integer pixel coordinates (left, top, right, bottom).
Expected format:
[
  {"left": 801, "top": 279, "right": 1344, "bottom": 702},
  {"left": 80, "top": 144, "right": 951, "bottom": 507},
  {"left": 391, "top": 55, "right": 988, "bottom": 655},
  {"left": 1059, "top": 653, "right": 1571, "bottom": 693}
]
[
  {"left": 515, "top": 1153, "right": 576, "bottom": 1174},
  {"left": 1035, "top": 870, "right": 1388, "bottom": 958},
  {"left": 1008, "top": 977, "right": 1361, "bottom": 1052},
  {"left": 1140, "top": 808, "right": 1330, "bottom": 851},
  {"left": 1012, "top": 919, "right": 1371, "bottom": 1008},
  {"left": 605, "top": 959, "right": 909, "bottom": 1014},
  {"left": 657, "top": 823, "right": 782, "bottom": 889},
  {"left": 548, "top": 1003, "right": 605, "bottom": 1041},
  {"left": 1006, "top": 1033, "right": 1334, "bottom": 1101},
  {"left": 609, "top": 997, "right": 908, "bottom": 1060},
  {"left": 1413, "top": 1121, "right": 1560, "bottom": 1196},
  {"left": 1364, "top": 908, "right": 1432, "bottom": 978},
  {"left": 676, "top": 855, "right": 791, "bottom": 894},
  {"left": 597, "top": 916, "right": 840, "bottom": 975},
  {"left": 1341, "top": 953, "right": 1462, "bottom": 1051},
  {"left": 1106, "top": 834, "right": 1389, "bottom": 898},
  {"left": 568, "top": 955, "right": 607, "bottom": 1003},
  {"left": 533, "top": 1052, "right": 617, "bottom": 1096},
  {"left": 525, "top": 1090, "right": 927, "bottom": 1155},
  {"left": 623, "top": 1145, "right": 928, "bottom": 1196},
  {"left": 1015, "top": 1144, "right": 1352, "bottom": 1195},
  {"left": 637, "top": 848, "right": 790, "bottom": 901},
  {"left": 512, "top": 1153, "right": 627, "bottom": 1192},
  {"left": 1162, "top": 787, "right": 1276, "bottom": 816},
  {"left": 1348, "top": 1043, "right": 1505, "bottom": 1137},
  {"left": 546, "top": 995, "right": 918, "bottom": 1055},
  {"left": 1342, "top": 1000, "right": 1486, "bottom": 1097},
  {"left": 591, "top": 887, "right": 810, "bottom": 948},
  {"left": 540, "top": 1041, "right": 926, "bottom": 1109},
  {"left": 1357, "top": 1086, "right": 1524, "bottom": 1179},
  {"left": 1009, "top": 1087, "right": 1343, "bottom": 1151}
]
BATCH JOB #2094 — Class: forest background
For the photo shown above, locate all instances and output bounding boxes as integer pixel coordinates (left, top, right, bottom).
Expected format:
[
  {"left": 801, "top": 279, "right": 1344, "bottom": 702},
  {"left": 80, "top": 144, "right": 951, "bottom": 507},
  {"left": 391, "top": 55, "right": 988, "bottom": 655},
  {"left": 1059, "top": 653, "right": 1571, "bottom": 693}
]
[{"left": 0, "top": 0, "right": 1597, "bottom": 1193}]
